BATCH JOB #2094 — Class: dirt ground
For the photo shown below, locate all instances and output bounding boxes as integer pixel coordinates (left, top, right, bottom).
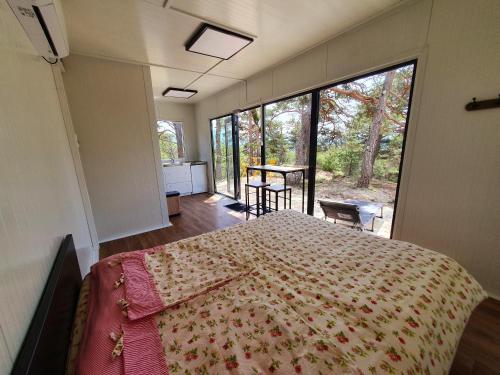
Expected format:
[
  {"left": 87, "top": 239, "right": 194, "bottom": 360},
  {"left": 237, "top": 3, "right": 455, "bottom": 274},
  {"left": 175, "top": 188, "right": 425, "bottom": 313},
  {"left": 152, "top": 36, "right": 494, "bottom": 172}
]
[
  {"left": 220, "top": 170, "right": 397, "bottom": 238},
  {"left": 311, "top": 171, "right": 396, "bottom": 238},
  {"left": 314, "top": 170, "right": 397, "bottom": 204}
]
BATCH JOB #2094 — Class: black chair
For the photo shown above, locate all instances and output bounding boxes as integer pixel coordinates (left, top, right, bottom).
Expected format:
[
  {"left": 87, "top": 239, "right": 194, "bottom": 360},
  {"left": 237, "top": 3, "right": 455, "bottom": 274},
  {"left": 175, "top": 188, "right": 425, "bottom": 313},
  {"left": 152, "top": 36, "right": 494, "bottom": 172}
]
[
  {"left": 318, "top": 200, "right": 377, "bottom": 231},
  {"left": 245, "top": 181, "right": 270, "bottom": 220},
  {"left": 263, "top": 184, "right": 291, "bottom": 211}
]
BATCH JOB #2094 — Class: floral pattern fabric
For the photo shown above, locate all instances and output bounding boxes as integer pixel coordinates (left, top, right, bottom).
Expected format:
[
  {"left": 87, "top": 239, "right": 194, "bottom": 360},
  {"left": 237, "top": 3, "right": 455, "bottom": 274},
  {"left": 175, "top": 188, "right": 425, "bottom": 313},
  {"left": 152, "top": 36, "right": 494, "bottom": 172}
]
[
  {"left": 139, "top": 210, "right": 485, "bottom": 375},
  {"left": 72, "top": 210, "right": 486, "bottom": 375}
]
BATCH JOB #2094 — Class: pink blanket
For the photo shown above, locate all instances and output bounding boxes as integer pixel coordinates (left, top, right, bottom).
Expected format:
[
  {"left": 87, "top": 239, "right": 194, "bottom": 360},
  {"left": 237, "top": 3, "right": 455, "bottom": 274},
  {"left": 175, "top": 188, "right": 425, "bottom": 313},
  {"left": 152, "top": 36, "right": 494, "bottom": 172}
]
[{"left": 75, "top": 249, "right": 168, "bottom": 375}]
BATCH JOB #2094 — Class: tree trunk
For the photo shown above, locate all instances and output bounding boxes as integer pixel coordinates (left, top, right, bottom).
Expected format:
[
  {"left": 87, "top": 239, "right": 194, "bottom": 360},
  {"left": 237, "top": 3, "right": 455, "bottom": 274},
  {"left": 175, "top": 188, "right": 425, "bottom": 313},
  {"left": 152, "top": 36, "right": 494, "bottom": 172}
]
[
  {"left": 295, "top": 98, "right": 310, "bottom": 167},
  {"left": 371, "top": 133, "right": 383, "bottom": 167},
  {"left": 251, "top": 109, "right": 260, "bottom": 165},
  {"left": 357, "top": 71, "right": 395, "bottom": 188},
  {"left": 291, "top": 97, "right": 311, "bottom": 184},
  {"left": 174, "top": 122, "right": 184, "bottom": 158},
  {"left": 215, "top": 121, "right": 222, "bottom": 179}
]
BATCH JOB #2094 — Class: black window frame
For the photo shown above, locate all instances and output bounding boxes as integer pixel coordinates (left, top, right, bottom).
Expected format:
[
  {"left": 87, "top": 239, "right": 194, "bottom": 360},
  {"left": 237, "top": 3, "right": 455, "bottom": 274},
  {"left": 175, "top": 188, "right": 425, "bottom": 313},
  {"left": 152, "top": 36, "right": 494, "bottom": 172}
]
[
  {"left": 208, "top": 59, "right": 418, "bottom": 239},
  {"left": 209, "top": 114, "right": 239, "bottom": 199}
]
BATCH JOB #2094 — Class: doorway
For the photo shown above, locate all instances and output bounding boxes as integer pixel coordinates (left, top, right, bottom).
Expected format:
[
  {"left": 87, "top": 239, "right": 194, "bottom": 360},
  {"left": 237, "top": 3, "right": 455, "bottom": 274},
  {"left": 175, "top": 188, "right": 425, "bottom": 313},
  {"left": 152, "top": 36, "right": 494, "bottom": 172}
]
[
  {"left": 313, "top": 62, "right": 416, "bottom": 237},
  {"left": 209, "top": 61, "right": 417, "bottom": 238},
  {"left": 210, "top": 115, "right": 238, "bottom": 199}
]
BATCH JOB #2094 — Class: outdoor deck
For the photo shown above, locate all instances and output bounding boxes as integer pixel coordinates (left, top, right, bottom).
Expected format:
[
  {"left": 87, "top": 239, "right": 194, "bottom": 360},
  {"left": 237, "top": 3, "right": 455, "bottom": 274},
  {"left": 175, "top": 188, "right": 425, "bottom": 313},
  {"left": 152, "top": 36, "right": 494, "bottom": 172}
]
[{"left": 217, "top": 174, "right": 394, "bottom": 238}]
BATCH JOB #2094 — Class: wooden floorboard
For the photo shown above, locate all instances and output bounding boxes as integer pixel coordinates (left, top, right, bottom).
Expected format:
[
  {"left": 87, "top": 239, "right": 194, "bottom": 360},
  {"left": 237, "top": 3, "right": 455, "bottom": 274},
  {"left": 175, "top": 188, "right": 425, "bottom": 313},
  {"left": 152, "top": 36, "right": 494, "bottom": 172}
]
[
  {"left": 99, "top": 193, "right": 245, "bottom": 259},
  {"left": 99, "top": 193, "right": 500, "bottom": 374}
]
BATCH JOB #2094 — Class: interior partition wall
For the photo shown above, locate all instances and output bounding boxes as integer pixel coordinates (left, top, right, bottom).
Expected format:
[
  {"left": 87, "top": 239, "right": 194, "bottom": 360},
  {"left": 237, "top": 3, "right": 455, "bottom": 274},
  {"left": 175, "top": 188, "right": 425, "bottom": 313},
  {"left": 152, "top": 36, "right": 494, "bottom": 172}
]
[{"left": 209, "top": 60, "right": 417, "bottom": 238}]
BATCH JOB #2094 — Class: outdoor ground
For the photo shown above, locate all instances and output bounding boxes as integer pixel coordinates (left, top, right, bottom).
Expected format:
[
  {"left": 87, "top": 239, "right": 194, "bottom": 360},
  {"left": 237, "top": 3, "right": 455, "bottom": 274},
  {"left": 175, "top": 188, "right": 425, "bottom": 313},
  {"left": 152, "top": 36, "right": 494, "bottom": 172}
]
[
  {"left": 313, "top": 171, "right": 396, "bottom": 238},
  {"left": 219, "top": 170, "right": 396, "bottom": 238}
]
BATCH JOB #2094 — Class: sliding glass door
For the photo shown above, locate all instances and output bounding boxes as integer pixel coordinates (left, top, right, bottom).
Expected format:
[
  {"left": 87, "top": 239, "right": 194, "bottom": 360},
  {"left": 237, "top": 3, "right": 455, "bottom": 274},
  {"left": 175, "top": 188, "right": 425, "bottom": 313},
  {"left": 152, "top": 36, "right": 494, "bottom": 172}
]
[
  {"left": 210, "top": 115, "right": 237, "bottom": 198},
  {"left": 210, "top": 61, "right": 417, "bottom": 238},
  {"left": 264, "top": 94, "right": 312, "bottom": 212},
  {"left": 314, "top": 63, "right": 416, "bottom": 237}
]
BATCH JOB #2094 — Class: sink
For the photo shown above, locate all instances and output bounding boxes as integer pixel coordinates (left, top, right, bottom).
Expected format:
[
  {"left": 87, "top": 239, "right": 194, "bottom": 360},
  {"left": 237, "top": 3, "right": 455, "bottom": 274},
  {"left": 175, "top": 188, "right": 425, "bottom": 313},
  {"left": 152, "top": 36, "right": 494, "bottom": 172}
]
[
  {"left": 163, "top": 161, "right": 207, "bottom": 167},
  {"left": 163, "top": 162, "right": 183, "bottom": 167}
]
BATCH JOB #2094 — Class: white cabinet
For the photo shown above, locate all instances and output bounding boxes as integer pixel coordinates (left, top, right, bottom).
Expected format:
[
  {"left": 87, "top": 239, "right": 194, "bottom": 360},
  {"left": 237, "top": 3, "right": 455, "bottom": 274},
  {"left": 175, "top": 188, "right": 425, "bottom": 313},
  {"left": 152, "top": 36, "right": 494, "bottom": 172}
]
[
  {"left": 191, "top": 164, "right": 208, "bottom": 194},
  {"left": 163, "top": 163, "right": 192, "bottom": 195},
  {"left": 163, "top": 162, "right": 208, "bottom": 195},
  {"left": 166, "top": 181, "right": 192, "bottom": 194}
]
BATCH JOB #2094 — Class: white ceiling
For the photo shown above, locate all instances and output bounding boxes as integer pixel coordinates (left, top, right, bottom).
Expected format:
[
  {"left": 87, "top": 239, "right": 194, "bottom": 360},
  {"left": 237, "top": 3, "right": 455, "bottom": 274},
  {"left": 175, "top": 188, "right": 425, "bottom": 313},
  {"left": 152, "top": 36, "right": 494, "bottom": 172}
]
[{"left": 61, "top": 0, "right": 401, "bottom": 103}]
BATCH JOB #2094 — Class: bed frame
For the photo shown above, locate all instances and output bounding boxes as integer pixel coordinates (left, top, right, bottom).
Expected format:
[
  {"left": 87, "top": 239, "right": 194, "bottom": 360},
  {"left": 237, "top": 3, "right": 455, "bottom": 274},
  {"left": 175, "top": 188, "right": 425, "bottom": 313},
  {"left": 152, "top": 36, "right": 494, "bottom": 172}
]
[{"left": 11, "top": 234, "right": 82, "bottom": 375}]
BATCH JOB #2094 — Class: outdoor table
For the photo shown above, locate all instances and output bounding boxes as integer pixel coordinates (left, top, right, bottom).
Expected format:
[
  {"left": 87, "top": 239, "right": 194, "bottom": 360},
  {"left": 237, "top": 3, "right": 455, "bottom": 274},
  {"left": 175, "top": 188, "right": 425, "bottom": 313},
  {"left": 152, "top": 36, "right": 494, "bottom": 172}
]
[{"left": 246, "top": 165, "right": 307, "bottom": 213}]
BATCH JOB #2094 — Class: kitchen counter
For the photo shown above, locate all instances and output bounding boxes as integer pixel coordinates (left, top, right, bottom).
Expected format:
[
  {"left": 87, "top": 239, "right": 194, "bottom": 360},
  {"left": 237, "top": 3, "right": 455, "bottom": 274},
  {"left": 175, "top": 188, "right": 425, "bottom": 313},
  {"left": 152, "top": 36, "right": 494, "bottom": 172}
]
[{"left": 163, "top": 160, "right": 207, "bottom": 167}]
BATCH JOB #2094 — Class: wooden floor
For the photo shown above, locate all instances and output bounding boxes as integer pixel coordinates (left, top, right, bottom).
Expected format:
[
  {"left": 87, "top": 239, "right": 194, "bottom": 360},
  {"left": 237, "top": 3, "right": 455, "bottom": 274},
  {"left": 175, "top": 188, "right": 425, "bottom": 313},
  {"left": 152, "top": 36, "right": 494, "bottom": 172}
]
[
  {"left": 100, "top": 193, "right": 245, "bottom": 259},
  {"left": 100, "top": 193, "right": 500, "bottom": 374}
]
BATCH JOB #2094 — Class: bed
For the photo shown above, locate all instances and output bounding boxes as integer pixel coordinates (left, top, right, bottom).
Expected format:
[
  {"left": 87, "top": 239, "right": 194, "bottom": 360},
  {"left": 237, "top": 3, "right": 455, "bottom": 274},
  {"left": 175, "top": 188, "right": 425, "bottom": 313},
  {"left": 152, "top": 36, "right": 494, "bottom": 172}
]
[{"left": 12, "top": 210, "right": 486, "bottom": 375}]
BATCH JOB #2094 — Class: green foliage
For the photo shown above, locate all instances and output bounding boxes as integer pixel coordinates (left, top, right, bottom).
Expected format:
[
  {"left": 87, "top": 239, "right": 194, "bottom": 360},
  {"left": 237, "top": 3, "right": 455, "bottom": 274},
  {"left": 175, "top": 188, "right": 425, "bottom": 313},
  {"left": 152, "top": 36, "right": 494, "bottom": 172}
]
[
  {"left": 317, "top": 142, "right": 363, "bottom": 177},
  {"left": 373, "top": 134, "right": 403, "bottom": 182},
  {"left": 212, "top": 65, "right": 413, "bottom": 190},
  {"left": 158, "top": 120, "right": 184, "bottom": 160},
  {"left": 317, "top": 150, "right": 340, "bottom": 174},
  {"left": 314, "top": 65, "right": 412, "bottom": 185},
  {"left": 264, "top": 94, "right": 311, "bottom": 167}
]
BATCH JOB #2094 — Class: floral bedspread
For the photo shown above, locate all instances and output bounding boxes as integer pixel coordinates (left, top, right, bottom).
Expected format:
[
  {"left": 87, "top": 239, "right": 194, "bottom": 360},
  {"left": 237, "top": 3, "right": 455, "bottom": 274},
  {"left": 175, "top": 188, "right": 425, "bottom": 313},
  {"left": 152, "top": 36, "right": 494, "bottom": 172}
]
[{"left": 73, "top": 210, "right": 486, "bottom": 375}]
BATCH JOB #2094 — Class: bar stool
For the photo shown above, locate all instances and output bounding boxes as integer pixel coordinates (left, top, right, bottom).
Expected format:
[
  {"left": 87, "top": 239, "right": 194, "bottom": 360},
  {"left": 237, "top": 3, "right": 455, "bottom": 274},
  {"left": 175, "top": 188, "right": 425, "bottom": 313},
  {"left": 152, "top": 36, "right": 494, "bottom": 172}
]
[
  {"left": 263, "top": 184, "right": 292, "bottom": 211},
  {"left": 245, "top": 181, "right": 270, "bottom": 220}
]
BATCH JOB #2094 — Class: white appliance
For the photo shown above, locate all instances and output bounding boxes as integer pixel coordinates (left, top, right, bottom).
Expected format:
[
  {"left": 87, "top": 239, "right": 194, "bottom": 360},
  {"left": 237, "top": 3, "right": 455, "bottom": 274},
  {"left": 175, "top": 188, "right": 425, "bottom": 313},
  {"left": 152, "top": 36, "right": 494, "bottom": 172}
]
[
  {"left": 6, "top": 0, "right": 69, "bottom": 60},
  {"left": 163, "top": 163, "right": 192, "bottom": 195},
  {"left": 191, "top": 164, "right": 208, "bottom": 194}
]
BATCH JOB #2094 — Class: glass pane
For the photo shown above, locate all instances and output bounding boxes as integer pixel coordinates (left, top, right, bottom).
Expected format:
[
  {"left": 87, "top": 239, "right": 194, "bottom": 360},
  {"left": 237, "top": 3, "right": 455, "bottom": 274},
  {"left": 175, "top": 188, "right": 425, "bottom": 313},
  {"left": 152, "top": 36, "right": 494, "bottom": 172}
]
[
  {"left": 238, "top": 108, "right": 261, "bottom": 177},
  {"left": 264, "top": 93, "right": 311, "bottom": 212},
  {"left": 211, "top": 115, "right": 234, "bottom": 197},
  {"left": 315, "top": 64, "right": 415, "bottom": 237},
  {"left": 225, "top": 117, "right": 234, "bottom": 196},
  {"left": 157, "top": 120, "right": 185, "bottom": 161}
]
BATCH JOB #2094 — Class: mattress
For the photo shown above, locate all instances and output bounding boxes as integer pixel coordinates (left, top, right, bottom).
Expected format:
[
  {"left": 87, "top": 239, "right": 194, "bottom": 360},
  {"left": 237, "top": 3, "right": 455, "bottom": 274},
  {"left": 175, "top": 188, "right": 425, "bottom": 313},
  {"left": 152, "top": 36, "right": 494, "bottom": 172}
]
[
  {"left": 69, "top": 210, "right": 486, "bottom": 375},
  {"left": 66, "top": 275, "right": 90, "bottom": 375}
]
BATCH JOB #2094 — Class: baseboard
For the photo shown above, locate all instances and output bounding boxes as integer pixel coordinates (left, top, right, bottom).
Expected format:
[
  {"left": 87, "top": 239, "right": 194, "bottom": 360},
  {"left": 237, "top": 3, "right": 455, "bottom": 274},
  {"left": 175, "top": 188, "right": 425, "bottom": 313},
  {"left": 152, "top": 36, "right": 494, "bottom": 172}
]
[
  {"left": 92, "top": 245, "right": 100, "bottom": 264},
  {"left": 75, "top": 246, "right": 97, "bottom": 277},
  {"left": 486, "top": 290, "right": 500, "bottom": 301},
  {"left": 99, "top": 222, "right": 172, "bottom": 243}
]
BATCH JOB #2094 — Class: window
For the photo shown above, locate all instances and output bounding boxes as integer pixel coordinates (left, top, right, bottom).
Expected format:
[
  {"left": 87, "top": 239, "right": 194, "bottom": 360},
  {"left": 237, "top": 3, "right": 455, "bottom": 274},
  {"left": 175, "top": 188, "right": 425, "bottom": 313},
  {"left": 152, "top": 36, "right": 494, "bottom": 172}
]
[
  {"left": 237, "top": 107, "right": 261, "bottom": 176},
  {"left": 157, "top": 120, "right": 185, "bottom": 161},
  {"left": 207, "top": 61, "right": 416, "bottom": 237},
  {"left": 264, "top": 94, "right": 312, "bottom": 167},
  {"left": 263, "top": 93, "right": 312, "bottom": 212},
  {"left": 315, "top": 63, "right": 416, "bottom": 237},
  {"left": 210, "top": 116, "right": 235, "bottom": 197}
]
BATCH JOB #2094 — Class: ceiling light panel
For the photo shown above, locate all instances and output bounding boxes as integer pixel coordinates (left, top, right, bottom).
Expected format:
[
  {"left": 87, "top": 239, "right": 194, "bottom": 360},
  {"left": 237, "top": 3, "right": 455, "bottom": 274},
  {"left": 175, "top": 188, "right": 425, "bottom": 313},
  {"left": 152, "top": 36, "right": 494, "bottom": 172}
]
[
  {"left": 162, "top": 87, "right": 198, "bottom": 98},
  {"left": 186, "top": 23, "right": 253, "bottom": 60}
]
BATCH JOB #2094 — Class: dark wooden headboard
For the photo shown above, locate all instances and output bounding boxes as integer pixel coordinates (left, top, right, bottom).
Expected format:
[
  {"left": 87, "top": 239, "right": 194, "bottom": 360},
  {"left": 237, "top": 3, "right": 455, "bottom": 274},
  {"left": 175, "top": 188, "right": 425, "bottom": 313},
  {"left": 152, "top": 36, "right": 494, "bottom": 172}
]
[{"left": 11, "top": 234, "right": 82, "bottom": 375}]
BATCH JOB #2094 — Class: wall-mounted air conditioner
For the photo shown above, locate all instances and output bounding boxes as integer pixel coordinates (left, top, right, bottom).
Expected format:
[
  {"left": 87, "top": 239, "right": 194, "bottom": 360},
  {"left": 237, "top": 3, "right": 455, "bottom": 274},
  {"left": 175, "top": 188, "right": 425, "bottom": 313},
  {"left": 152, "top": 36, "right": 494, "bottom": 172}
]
[{"left": 6, "top": 0, "right": 69, "bottom": 60}]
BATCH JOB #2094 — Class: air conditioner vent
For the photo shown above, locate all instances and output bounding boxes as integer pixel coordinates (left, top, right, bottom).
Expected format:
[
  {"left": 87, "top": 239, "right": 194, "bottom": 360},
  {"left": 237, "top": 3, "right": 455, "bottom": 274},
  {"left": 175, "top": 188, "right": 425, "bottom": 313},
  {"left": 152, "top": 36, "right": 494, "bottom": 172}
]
[{"left": 6, "top": 0, "right": 69, "bottom": 60}]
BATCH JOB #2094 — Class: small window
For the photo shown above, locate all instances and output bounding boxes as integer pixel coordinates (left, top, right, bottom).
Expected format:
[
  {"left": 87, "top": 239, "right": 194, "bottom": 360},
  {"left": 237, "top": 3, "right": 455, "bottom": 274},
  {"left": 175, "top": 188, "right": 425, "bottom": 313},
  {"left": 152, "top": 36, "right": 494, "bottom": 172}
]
[{"left": 157, "top": 120, "right": 185, "bottom": 161}]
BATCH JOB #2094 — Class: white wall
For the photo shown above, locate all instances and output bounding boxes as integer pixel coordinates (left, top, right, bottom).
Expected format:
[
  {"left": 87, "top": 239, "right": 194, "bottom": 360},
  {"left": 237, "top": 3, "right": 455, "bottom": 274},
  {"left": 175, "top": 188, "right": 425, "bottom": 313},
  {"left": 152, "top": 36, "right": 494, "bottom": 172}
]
[
  {"left": 0, "top": 1, "right": 93, "bottom": 372},
  {"left": 398, "top": 0, "right": 500, "bottom": 298},
  {"left": 194, "top": 0, "right": 500, "bottom": 297},
  {"left": 62, "top": 54, "right": 169, "bottom": 242},
  {"left": 195, "top": 0, "right": 432, "bottom": 192},
  {"left": 155, "top": 101, "right": 199, "bottom": 161}
]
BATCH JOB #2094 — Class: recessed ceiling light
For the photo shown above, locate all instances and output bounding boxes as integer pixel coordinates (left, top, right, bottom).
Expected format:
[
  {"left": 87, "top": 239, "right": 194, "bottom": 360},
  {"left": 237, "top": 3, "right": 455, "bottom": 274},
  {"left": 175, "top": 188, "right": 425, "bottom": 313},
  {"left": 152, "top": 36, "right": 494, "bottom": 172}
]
[
  {"left": 162, "top": 87, "right": 198, "bottom": 99},
  {"left": 185, "top": 23, "right": 253, "bottom": 60}
]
